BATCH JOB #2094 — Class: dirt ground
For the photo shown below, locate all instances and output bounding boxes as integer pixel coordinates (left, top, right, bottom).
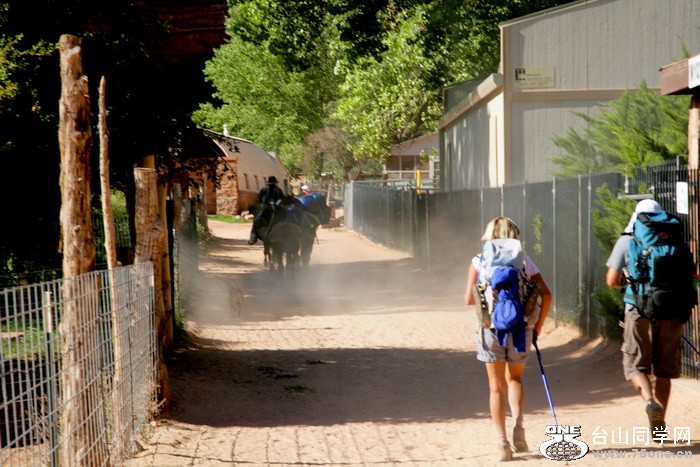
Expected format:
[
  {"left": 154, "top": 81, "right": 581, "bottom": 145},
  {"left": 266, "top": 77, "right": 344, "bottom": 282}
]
[{"left": 126, "top": 220, "right": 700, "bottom": 466}]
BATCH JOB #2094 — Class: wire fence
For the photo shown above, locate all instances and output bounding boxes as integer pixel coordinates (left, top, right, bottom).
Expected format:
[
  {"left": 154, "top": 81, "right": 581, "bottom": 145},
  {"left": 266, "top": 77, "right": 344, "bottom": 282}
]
[
  {"left": 345, "top": 164, "right": 700, "bottom": 379},
  {"left": 0, "top": 262, "right": 157, "bottom": 466}
]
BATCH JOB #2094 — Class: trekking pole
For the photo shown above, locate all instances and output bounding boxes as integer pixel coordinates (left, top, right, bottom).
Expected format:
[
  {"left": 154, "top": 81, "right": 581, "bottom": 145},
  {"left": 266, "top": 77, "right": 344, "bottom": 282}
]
[
  {"left": 682, "top": 335, "right": 700, "bottom": 358},
  {"left": 533, "top": 331, "right": 559, "bottom": 426}
]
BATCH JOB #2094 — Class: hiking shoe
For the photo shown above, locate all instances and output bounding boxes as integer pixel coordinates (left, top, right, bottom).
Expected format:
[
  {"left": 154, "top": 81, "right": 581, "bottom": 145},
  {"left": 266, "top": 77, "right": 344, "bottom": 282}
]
[
  {"left": 512, "top": 426, "right": 529, "bottom": 452},
  {"left": 499, "top": 441, "right": 513, "bottom": 462},
  {"left": 646, "top": 400, "right": 665, "bottom": 441}
]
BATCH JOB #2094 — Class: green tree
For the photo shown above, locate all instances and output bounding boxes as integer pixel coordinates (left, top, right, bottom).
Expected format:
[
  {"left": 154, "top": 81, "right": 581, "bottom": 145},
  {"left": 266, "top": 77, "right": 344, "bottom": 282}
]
[
  {"left": 551, "top": 81, "right": 689, "bottom": 335},
  {"left": 333, "top": 7, "right": 441, "bottom": 165},
  {"left": 0, "top": 0, "right": 222, "bottom": 280},
  {"left": 196, "top": 0, "right": 576, "bottom": 180},
  {"left": 192, "top": 30, "right": 340, "bottom": 177},
  {"left": 551, "top": 82, "right": 690, "bottom": 177},
  {"left": 303, "top": 122, "right": 383, "bottom": 181}
]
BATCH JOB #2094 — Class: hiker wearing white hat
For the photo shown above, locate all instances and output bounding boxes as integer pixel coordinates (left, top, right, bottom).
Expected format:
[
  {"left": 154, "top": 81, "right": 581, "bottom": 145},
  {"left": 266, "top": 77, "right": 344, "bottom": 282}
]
[
  {"left": 605, "top": 199, "right": 695, "bottom": 442},
  {"left": 623, "top": 199, "right": 662, "bottom": 233}
]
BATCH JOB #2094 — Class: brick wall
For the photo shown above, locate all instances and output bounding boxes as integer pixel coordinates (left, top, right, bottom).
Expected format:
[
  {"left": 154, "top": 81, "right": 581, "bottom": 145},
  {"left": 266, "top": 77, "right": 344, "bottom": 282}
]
[{"left": 206, "top": 157, "right": 240, "bottom": 215}]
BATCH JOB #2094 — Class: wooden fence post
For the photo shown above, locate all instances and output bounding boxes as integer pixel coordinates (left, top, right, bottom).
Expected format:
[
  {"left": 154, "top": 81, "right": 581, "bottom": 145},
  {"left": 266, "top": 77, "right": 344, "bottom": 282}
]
[
  {"left": 134, "top": 167, "right": 171, "bottom": 411},
  {"left": 58, "top": 33, "right": 108, "bottom": 466}
]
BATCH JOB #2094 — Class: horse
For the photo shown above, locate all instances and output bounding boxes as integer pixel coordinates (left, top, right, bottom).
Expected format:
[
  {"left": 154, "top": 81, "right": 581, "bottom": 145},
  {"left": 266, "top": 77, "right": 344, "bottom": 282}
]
[
  {"left": 298, "top": 211, "right": 321, "bottom": 267},
  {"left": 252, "top": 196, "right": 304, "bottom": 273},
  {"left": 296, "top": 193, "right": 330, "bottom": 266},
  {"left": 264, "top": 219, "right": 301, "bottom": 273}
]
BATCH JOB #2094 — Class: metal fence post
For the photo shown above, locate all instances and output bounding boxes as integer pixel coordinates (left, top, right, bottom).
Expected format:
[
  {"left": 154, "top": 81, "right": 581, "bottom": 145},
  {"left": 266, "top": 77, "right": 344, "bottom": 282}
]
[{"left": 43, "top": 290, "right": 59, "bottom": 467}]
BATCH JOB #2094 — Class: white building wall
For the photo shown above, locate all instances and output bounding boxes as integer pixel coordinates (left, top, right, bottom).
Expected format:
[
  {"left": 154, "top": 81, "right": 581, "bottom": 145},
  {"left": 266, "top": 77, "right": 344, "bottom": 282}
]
[
  {"left": 511, "top": 100, "right": 600, "bottom": 182},
  {"left": 506, "top": 0, "right": 700, "bottom": 90},
  {"left": 440, "top": 75, "right": 504, "bottom": 190}
]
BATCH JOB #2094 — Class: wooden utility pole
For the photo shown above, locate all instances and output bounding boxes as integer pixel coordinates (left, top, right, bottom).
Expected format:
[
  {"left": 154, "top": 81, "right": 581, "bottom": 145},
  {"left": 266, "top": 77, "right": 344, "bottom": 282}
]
[
  {"left": 58, "top": 34, "right": 108, "bottom": 466},
  {"left": 660, "top": 55, "right": 700, "bottom": 364}
]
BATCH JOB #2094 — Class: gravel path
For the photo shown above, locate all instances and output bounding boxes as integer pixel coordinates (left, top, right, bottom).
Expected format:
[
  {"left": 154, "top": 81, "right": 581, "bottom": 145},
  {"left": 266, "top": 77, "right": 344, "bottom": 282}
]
[{"left": 126, "top": 221, "right": 700, "bottom": 466}]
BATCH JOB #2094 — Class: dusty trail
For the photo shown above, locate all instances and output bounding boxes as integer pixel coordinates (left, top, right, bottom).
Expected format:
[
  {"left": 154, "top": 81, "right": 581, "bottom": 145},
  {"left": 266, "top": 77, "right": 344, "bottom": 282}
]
[{"left": 127, "top": 221, "right": 700, "bottom": 466}]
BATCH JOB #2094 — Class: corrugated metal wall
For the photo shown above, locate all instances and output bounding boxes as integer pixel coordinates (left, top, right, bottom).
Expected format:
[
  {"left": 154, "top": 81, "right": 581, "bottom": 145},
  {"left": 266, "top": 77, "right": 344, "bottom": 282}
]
[{"left": 501, "top": 0, "right": 700, "bottom": 184}]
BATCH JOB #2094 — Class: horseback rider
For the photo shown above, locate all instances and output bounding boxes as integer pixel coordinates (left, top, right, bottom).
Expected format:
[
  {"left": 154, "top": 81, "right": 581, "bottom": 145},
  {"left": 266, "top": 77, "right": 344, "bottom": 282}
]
[{"left": 249, "top": 175, "right": 284, "bottom": 245}]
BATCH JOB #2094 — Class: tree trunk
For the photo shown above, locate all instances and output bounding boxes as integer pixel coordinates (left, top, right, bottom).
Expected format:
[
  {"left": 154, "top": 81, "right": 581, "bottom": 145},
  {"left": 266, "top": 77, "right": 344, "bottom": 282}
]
[
  {"left": 98, "top": 75, "right": 131, "bottom": 458},
  {"left": 99, "top": 76, "right": 118, "bottom": 270},
  {"left": 158, "top": 183, "right": 174, "bottom": 349},
  {"left": 58, "top": 34, "right": 109, "bottom": 466}
]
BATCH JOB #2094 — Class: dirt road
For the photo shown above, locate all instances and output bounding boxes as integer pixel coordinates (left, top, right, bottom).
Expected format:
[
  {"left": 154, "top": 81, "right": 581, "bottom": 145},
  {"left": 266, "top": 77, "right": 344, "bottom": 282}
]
[{"left": 127, "top": 221, "right": 700, "bottom": 466}]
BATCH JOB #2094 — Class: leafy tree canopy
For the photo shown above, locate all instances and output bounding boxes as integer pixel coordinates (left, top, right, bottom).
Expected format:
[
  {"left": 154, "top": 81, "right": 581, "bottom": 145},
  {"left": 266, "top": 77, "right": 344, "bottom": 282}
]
[
  {"left": 333, "top": 7, "right": 441, "bottom": 163},
  {"left": 551, "top": 82, "right": 690, "bottom": 177},
  {"left": 0, "top": 0, "right": 223, "bottom": 278},
  {"left": 197, "top": 0, "right": 574, "bottom": 180}
]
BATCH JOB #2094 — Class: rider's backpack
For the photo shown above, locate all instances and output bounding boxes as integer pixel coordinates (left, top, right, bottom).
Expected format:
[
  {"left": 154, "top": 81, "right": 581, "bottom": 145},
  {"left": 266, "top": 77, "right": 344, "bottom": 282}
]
[
  {"left": 623, "top": 211, "right": 696, "bottom": 322},
  {"left": 474, "top": 239, "right": 531, "bottom": 351}
]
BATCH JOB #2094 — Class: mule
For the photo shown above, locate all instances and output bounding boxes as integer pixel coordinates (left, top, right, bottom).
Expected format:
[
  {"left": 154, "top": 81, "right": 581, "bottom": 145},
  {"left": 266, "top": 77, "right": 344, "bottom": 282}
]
[
  {"left": 252, "top": 197, "right": 304, "bottom": 273},
  {"left": 299, "top": 212, "right": 321, "bottom": 267},
  {"left": 265, "top": 220, "right": 301, "bottom": 273},
  {"left": 296, "top": 193, "right": 330, "bottom": 266}
]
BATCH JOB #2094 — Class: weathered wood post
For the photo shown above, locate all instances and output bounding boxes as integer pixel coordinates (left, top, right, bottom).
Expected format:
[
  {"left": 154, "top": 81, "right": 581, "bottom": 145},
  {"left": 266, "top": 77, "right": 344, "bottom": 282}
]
[
  {"left": 134, "top": 167, "right": 171, "bottom": 410},
  {"left": 98, "top": 75, "right": 131, "bottom": 459},
  {"left": 58, "top": 34, "right": 109, "bottom": 466},
  {"left": 660, "top": 55, "right": 700, "bottom": 374}
]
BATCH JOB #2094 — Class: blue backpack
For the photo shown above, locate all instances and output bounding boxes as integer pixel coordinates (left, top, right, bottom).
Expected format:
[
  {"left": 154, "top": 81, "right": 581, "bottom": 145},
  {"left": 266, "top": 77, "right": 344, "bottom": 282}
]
[
  {"left": 624, "top": 211, "right": 696, "bottom": 322},
  {"left": 477, "top": 239, "right": 528, "bottom": 351},
  {"left": 298, "top": 193, "right": 331, "bottom": 225}
]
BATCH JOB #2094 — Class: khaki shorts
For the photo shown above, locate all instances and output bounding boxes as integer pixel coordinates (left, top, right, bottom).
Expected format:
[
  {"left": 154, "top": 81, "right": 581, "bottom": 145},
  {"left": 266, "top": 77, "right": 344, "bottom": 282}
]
[
  {"left": 621, "top": 310, "right": 683, "bottom": 380},
  {"left": 475, "top": 326, "right": 532, "bottom": 364}
]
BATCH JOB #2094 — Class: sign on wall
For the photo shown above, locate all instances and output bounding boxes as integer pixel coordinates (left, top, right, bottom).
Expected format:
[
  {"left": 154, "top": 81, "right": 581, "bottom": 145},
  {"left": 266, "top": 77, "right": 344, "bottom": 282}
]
[
  {"left": 688, "top": 55, "right": 700, "bottom": 90},
  {"left": 514, "top": 67, "right": 555, "bottom": 89},
  {"left": 677, "top": 181, "right": 689, "bottom": 214}
]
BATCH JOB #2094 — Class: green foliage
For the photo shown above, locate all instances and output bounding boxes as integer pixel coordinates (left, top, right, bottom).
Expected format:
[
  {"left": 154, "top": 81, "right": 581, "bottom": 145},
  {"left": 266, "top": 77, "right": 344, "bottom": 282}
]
[
  {"left": 551, "top": 82, "right": 690, "bottom": 177},
  {"left": 2, "top": 319, "right": 48, "bottom": 359},
  {"left": 333, "top": 7, "right": 441, "bottom": 163},
  {"left": 551, "top": 78, "right": 690, "bottom": 336},
  {"left": 532, "top": 214, "right": 543, "bottom": 255},
  {"left": 227, "top": 0, "right": 333, "bottom": 72},
  {"left": 590, "top": 185, "right": 636, "bottom": 258},
  {"left": 196, "top": 0, "right": 576, "bottom": 179},
  {"left": 208, "top": 215, "right": 252, "bottom": 224},
  {"left": 594, "top": 285, "right": 624, "bottom": 337},
  {"left": 1, "top": 0, "right": 218, "bottom": 277},
  {"left": 590, "top": 184, "right": 639, "bottom": 336},
  {"left": 197, "top": 222, "right": 214, "bottom": 256},
  {"left": 303, "top": 122, "right": 371, "bottom": 181},
  {"left": 192, "top": 30, "right": 340, "bottom": 176}
]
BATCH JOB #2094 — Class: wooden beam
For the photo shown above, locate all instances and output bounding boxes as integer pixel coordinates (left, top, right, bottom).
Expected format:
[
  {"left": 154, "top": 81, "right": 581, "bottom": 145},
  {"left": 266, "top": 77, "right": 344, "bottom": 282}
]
[{"left": 660, "top": 58, "right": 689, "bottom": 96}]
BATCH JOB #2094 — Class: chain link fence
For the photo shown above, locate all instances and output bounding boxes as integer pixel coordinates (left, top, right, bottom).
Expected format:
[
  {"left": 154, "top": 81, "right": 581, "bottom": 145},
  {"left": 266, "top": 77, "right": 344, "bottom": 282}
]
[
  {"left": 346, "top": 166, "right": 700, "bottom": 379},
  {"left": 0, "top": 262, "right": 157, "bottom": 466}
]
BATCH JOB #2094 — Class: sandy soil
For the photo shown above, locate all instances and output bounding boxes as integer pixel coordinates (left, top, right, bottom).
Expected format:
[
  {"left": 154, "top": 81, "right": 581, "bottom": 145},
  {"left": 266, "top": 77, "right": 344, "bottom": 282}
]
[{"left": 126, "top": 220, "right": 700, "bottom": 466}]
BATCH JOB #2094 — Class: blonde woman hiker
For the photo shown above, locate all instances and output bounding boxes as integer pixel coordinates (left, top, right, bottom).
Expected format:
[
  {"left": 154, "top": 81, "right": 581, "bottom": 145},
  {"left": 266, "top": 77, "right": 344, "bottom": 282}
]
[{"left": 463, "top": 217, "right": 552, "bottom": 461}]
